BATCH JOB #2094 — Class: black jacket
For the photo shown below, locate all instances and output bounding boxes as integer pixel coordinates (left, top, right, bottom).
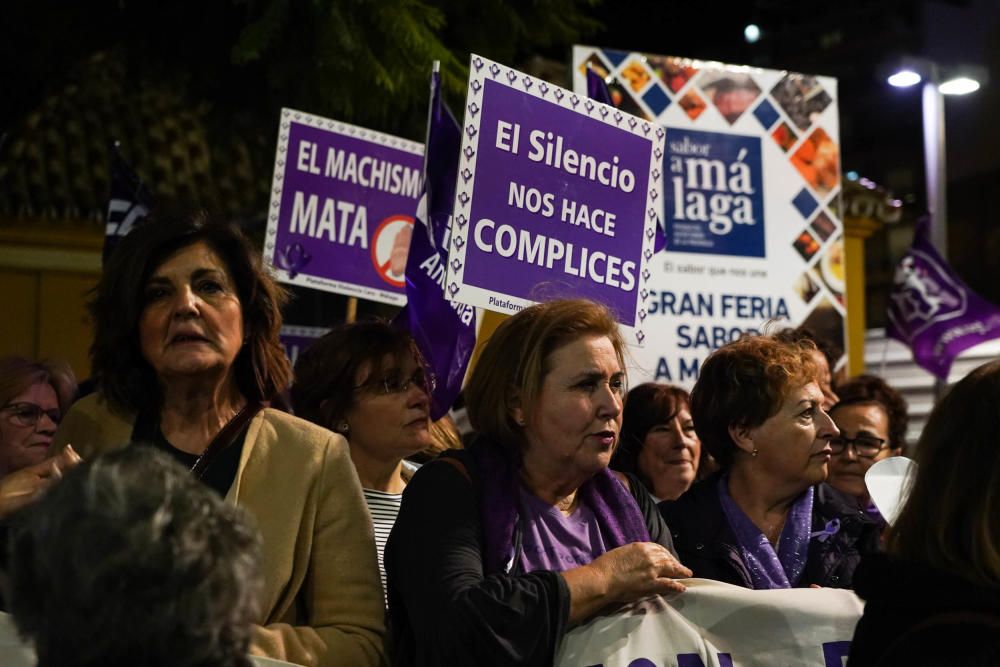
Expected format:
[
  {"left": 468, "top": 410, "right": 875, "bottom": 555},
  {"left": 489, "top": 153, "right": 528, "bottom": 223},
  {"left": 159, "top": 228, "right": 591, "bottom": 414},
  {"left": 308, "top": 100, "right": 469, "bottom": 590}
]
[
  {"left": 659, "top": 473, "right": 880, "bottom": 589},
  {"left": 385, "top": 448, "right": 674, "bottom": 667},
  {"left": 848, "top": 553, "right": 1000, "bottom": 666}
]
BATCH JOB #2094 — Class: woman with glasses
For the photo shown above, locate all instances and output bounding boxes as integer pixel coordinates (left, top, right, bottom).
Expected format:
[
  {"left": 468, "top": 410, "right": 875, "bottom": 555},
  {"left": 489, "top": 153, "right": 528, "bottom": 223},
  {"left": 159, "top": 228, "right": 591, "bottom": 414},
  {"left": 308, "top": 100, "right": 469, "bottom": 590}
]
[
  {"left": 385, "top": 299, "right": 689, "bottom": 666},
  {"left": 660, "top": 335, "right": 881, "bottom": 590},
  {"left": 827, "top": 375, "right": 907, "bottom": 524},
  {"left": 52, "top": 211, "right": 385, "bottom": 667},
  {"left": 292, "top": 321, "right": 434, "bottom": 604},
  {"left": 0, "top": 357, "right": 79, "bottom": 517}
]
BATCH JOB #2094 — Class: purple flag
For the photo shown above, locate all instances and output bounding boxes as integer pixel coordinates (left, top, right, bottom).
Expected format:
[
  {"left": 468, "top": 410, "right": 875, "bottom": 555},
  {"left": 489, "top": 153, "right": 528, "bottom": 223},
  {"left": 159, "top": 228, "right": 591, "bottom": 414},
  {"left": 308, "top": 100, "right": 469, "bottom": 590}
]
[
  {"left": 586, "top": 65, "right": 614, "bottom": 106},
  {"left": 394, "top": 65, "right": 477, "bottom": 420},
  {"left": 586, "top": 66, "right": 666, "bottom": 254},
  {"left": 886, "top": 217, "right": 1000, "bottom": 379},
  {"left": 104, "top": 142, "right": 152, "bottom": 264}
]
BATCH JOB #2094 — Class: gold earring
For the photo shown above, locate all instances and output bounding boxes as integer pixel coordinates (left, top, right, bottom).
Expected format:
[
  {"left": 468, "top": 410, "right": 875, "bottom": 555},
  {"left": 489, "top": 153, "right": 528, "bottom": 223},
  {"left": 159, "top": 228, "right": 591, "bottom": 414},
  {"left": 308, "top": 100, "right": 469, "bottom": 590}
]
[{"left": 751, "top": 447, "right": 758, "bottom": 457}]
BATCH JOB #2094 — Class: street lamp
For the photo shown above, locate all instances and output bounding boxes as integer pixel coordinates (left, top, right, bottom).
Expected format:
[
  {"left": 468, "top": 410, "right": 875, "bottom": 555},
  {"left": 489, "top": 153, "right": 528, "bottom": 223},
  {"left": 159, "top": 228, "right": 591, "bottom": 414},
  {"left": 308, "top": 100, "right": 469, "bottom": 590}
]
[{"left": 884, "top": 58, "right": 987, "bottom": 258}]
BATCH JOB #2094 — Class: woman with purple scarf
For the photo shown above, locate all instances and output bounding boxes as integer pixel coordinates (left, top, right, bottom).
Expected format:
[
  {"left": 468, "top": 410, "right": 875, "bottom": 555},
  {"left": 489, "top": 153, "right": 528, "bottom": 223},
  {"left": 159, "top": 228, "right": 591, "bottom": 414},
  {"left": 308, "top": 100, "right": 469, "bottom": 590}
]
[
  {"left": 660, "top": 335, "right": 880, "bottom": 591},
  {"left": 384, "top": 299, "right": 690, "bottom": 666}
]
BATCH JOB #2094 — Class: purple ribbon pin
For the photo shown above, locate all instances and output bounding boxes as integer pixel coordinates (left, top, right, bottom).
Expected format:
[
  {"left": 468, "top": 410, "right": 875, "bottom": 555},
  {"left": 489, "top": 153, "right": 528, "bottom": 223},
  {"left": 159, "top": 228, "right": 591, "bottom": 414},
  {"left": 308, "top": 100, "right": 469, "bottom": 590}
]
[{"left": 809, "top": 518, "right": 841, "bottom": 543}]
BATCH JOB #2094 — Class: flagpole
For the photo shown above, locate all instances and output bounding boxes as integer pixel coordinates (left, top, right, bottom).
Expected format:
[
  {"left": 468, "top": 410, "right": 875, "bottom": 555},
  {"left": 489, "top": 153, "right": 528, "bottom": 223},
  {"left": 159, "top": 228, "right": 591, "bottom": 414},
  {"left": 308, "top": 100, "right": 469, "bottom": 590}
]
[{"left": 345, "top": 297, "right": 357, "bottom": 323}]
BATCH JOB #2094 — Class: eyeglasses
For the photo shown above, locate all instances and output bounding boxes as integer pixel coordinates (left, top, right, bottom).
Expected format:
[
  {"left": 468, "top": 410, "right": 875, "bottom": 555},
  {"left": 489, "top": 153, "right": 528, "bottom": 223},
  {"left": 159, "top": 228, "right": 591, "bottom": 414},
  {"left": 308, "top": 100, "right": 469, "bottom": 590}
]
[
  {"left": 355, "top": 368, "right": 436, "bottom": 396},
  {"left": 829, "top": 434, "right": 887, "bottom": 458},
  {"left": 2, "top": 402, "right": 61, "bottom": 428}
]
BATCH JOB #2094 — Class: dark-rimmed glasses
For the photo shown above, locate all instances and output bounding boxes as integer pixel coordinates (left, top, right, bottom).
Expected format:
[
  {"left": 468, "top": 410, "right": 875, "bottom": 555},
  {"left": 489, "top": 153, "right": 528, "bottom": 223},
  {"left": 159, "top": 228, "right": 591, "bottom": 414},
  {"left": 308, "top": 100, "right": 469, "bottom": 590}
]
[
  {"left": 1, "top": 402, "right": 61, "bottom": 428},
  {"left": 829, "top": 434, "right": 887, "bottom": 458},
  {"left": 354, "top": 368, "right": 436, "bottom": 396}
]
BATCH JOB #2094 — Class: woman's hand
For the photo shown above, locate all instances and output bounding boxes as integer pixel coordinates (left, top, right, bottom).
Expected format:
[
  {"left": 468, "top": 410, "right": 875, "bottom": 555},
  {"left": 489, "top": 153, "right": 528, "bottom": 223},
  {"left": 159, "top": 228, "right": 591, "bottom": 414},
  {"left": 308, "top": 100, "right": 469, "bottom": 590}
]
[
  {"left": 590, "top": 542, "right": 692, "bottom": 602},
  {"left": 563, "top": 542, "right": 692, "bottom": 625},
  {"left": 0, "top": 445, "right": 82, "bottom": 518}
]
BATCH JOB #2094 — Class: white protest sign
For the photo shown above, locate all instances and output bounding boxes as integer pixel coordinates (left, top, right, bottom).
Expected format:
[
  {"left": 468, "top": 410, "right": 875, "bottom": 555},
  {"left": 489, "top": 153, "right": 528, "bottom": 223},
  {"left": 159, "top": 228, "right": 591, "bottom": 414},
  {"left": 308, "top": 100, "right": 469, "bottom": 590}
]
[{"left": 866, "top": 456, "right": 917, "bottom": 526}]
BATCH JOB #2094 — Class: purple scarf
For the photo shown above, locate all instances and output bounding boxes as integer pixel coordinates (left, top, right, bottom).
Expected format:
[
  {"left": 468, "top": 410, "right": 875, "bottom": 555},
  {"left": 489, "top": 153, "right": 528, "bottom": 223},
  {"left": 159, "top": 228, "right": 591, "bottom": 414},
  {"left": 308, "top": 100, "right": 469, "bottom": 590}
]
[
  {"left": 474, "top": 441, "right": 650, "bottom": 575},
  {"left": 717, "top": 476, "right": 814, "bottom": 590}
]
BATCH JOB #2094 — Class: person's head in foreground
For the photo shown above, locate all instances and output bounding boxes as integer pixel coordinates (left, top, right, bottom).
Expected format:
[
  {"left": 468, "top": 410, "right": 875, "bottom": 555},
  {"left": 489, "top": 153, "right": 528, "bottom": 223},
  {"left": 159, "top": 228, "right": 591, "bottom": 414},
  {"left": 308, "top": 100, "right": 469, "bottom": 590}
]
[
  {"left": 828, "top": 374, "right": 907, "bottom": 509},
  {"left": 385, "top": 298, "right": 689, "bottom": 666},
  {"left": 661, "top": 334, "right": 880, "bottom": 590},
  {"left": 848, "top": 360, "right": 1000, "bottom": 666},
  {"left": 612, "top": 382, "right": 701, "bottom": 502},
  {"left": 7, "top": 447, "right": 262, "bottom": 667},
  {"left": 0, "top": 357, "right": 76, "bottom": 476}
]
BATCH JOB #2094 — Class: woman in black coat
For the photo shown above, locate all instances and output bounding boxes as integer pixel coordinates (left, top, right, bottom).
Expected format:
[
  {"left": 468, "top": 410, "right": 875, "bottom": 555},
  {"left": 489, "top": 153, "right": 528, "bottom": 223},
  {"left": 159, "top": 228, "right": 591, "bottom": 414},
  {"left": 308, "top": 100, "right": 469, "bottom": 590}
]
[{"left": 660, "top": 334, "right": 880, "bottom": 590}]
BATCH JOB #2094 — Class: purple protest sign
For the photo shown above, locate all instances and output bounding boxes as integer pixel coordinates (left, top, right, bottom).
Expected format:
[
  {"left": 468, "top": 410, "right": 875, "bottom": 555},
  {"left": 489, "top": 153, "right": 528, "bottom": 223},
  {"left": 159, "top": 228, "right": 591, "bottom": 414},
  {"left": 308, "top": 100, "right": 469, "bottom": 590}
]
[
  {"left": 264, "top": 109, "right": 424, "bottom": 305},
  {"left": 446, "top": 55, "right": 663, "bottom": 337},
  {"left": 279, "top": 324, "right": 331, "bottom": 368},
  {"left": 887, "top": 218, "right": 1000, "bottom": 380}
]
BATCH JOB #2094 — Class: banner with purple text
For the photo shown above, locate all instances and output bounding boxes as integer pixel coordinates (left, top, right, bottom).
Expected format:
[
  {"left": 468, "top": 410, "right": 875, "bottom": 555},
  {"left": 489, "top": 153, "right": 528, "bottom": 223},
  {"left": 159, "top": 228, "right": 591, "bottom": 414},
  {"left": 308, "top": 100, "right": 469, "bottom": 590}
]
[
  {"left": 446, "top": 55, "right": 664, "bottom": 337},
  {"left": 556, "top": 579, "right": 862, "bottom": 667},
  {"left": 264, "top": 108, "right": 424, "bottom": 306},
  {"left": 574, "top": 47, "right": 847, "bottom": 384}
]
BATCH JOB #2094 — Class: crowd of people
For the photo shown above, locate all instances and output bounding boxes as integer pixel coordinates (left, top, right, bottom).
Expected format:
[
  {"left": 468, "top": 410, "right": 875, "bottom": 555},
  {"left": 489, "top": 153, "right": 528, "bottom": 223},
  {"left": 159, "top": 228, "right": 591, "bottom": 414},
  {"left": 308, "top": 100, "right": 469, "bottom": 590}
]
[{"left": 0, "top": 211, "right": 997, "bottom": 666}]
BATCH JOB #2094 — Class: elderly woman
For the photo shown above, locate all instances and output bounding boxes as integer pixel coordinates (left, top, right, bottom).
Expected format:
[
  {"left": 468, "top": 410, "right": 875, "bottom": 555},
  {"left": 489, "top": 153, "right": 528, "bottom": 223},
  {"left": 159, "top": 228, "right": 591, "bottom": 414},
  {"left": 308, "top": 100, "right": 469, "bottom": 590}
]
[
  {"left": 772, "top": 327, "right": 840, "bottom": 410},
  {"left": 0, "top": 357, "right": 78, "bottom": 517},
  {"left": 52, "top": 211, "right": 384, "bottom": 667},
  {"left": 385, "top": 298, "right": 690, "bottom": 666},
  {"left": 828, "top": 374, "right": 907, "bottom": 521},
  {"left": 0, "top": 357, "right": 76, "bottom": 477},
  {"left": 849, "top": 361, "right": 1000, "bottom": 665},
  {"left": 611, "top": 383, "right": 701, "bottom": 502},
  {"left": 660, "top": 335, "right": 880, "bottom": 590},
  {"left": 8, "top": 447, "right": 261, "bottom": 667},
  {"left": 291, "top": 321, "right": 432, "bottom": 602}
]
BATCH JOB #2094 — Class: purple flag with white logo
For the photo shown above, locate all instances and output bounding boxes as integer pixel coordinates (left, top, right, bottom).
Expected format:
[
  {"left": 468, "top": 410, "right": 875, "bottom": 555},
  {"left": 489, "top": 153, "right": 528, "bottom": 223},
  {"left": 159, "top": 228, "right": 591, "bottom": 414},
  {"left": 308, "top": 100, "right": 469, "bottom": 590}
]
[
  {"left": 886, "top": 217, "right": 1000, "bottom": 379},
  {"left": 104, "top": 142, "right": 152, "bottom": 264},
  {"left": 587, "top": 66, "right": 666, "bottom": 254},
  {"left": 394, "top": 64, "right": 477, "bottom": 420}
]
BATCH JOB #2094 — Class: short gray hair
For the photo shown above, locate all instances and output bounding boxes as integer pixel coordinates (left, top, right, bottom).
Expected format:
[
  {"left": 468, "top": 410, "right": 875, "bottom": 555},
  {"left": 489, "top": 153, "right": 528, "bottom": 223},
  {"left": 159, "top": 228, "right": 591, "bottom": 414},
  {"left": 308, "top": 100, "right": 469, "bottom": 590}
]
[{"left": 7, "top": 446, "right": 263, "bottom": 667}]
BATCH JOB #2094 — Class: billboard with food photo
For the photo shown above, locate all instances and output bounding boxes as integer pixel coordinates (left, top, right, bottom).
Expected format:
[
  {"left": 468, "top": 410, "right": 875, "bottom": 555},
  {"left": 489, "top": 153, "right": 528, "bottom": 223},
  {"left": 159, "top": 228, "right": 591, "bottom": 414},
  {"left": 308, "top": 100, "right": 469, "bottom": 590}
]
[{"left": 573, "top": 47, "right": 846, "bottom": 386}]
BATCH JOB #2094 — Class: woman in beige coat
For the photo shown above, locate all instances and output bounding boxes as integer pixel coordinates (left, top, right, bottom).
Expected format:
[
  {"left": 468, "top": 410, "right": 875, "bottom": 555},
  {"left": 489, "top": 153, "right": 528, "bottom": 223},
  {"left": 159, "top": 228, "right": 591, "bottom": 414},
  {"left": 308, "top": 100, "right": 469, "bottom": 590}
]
[{"left": 53, "top": 211, "right": 384, "bottom": 667}]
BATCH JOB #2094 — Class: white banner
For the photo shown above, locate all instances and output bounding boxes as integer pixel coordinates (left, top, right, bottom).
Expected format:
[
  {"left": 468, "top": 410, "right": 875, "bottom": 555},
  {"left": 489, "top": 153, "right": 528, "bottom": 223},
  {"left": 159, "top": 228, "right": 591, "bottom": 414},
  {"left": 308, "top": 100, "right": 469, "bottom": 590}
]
[{"left": 556, "top": 579, "right": 862, "bottom": 667}]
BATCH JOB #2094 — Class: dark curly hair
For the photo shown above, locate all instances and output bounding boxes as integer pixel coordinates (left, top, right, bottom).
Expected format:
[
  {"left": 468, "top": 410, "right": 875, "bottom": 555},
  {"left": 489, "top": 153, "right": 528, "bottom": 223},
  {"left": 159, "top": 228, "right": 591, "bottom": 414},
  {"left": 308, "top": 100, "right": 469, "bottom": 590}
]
[
  {"left": 832, "top": 374, "right": 909, "bottom": 453},
  {"left": 7, "top": 446, "right": 262, "bottom": 667},
  {"left": 89, "top": 209, "right": 291, "bottom": 416},
  {"left": 691, "top": 334, "right": 819, "bottom": 469}
]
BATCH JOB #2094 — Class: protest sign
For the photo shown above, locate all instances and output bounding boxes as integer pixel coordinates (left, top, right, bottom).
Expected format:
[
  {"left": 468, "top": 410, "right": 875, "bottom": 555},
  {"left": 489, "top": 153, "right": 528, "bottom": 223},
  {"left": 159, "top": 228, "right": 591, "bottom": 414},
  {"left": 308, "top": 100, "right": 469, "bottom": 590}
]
[
  {"left": 264, "top": 108, "right": 424, "bottom": 306},
  {"left": 574, "top": 47, "right": 847, "bottom": 384},
  {"left": 556, "top": 579, "right": 863, "bottom": 667},
  {"left": 279, "top": 324, "right": 331, "bottom": 367},
  {"left": 445, "top": 55, "right": 663, "bottom": 336}
]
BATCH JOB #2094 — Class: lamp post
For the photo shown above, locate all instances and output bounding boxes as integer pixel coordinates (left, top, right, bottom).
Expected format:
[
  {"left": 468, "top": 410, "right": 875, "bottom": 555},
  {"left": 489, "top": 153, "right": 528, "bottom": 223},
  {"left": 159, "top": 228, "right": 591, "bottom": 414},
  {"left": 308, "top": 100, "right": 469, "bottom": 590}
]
[{"left": 887, "top": 59, "right": 986, "bottom": 258}]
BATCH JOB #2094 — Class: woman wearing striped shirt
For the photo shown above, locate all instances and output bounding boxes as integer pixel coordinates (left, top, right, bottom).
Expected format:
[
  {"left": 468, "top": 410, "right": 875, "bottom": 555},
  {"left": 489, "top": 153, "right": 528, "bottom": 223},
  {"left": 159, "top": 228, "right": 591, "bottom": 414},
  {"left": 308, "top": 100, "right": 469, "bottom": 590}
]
[{"left": 292, "top": 321, "right": 432, "bottom": 602}]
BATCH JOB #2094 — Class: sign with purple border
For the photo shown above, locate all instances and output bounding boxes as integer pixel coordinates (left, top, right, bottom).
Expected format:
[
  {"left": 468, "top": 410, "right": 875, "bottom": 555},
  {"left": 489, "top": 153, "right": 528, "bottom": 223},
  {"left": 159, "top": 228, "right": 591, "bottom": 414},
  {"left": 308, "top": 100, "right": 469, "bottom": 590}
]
[
  {"left": 279, "top": 324, "right": 331, "bottom": 367},
  {"left": 264, "top": 108, "right": 424, "bottom": 305},
  {"left": 445, "top": 55, "right": 663, "bottom": 339}
]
